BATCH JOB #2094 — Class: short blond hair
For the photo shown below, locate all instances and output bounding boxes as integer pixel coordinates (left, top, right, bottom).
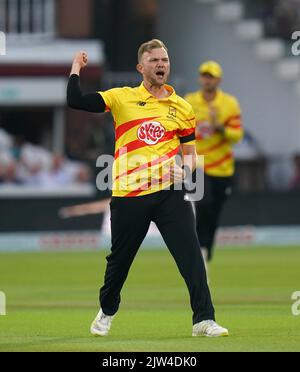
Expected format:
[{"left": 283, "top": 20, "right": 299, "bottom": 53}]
[{"left": 138, "top": 39, "right": 168, "bottom": 63}]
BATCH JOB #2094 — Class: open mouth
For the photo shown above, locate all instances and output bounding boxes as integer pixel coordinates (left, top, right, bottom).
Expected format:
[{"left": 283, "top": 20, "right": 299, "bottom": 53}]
[{"left": 156, "top": 71, "right": 165, "bottom": 78}]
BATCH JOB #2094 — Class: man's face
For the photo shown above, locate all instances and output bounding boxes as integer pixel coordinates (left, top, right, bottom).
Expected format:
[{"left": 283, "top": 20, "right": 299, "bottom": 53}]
[
  {"left": 137, "top": 47, "right": 170, "bottom": 87},
  {"left": 199, "top": 73, "right": 221, "bottom": 93}
]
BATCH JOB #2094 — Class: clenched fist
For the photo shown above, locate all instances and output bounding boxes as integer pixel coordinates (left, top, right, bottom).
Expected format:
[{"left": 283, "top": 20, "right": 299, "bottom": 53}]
[
  {"left": 73, "top": 52, "right": 88, "bottom": 68},
  {"left": 70, "top": 52, "right": 88, "bottom": 76},
  {"left": 169, "top": 163, "right": 186, "bottom": 184}
]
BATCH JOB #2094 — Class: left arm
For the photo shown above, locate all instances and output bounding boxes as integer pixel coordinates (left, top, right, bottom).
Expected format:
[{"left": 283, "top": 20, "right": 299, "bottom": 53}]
[
  {"left": 170, "top": 105, "right": 197, "bottom": 183},
  {"left": 169, "top": 143, "right": 197, "bottom": 183},
  {"left": 181, "top": 143, "right": 197, "bottom": 174}
]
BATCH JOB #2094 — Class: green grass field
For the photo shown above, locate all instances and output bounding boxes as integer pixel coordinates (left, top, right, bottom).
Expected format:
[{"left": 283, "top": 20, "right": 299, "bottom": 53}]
[{"left": 0, "top": 247, "right": 300, "bottom": 352}]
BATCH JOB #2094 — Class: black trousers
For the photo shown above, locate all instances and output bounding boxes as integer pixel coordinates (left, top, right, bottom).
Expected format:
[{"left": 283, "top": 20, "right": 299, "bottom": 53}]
[
  {"left": 194, "top": 174, "right": 233, "bottom": 262},
  {"left": 99, "top": 188, "right": 215, "bottom": 325}
]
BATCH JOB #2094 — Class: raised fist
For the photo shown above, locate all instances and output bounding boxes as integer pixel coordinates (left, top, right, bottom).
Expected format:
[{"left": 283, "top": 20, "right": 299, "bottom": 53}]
[{"left": 72, "top": 52, "right": 88, "bottom": 69}]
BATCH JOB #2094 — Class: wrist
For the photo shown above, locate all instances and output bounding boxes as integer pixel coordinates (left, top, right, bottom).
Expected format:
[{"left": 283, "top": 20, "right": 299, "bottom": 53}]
[
  {"left": 70, "top": 63, "right": 81, "bottom": 75},
  {"left": 214, "top": 124, "right": 225, "bottom": 134}
]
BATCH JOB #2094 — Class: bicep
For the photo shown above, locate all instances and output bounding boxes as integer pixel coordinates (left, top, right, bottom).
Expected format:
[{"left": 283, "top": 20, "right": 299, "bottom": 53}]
[{"left": 78, "top": 93, "right": 106, "bottom": 113}]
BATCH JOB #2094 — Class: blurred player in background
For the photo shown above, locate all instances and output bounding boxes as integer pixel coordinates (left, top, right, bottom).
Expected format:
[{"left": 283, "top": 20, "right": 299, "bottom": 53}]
[
  {"left": 67, "top": 41, "right": 229, "bottom": 338},
  {"left": 185, "top": 61, "right": 244, "bottom": 273}
]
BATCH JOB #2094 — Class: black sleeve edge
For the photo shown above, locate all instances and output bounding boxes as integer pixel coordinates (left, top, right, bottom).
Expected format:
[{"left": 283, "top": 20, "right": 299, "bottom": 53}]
[{"left": 180, "top": 133, "right": 196, "bottom": 144}]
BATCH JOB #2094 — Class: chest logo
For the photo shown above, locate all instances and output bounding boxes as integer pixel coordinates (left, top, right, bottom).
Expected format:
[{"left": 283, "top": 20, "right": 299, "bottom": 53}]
[
  {"left": 137, "top": 121, "right": 166, "bottom": 145},
  {"left": 169, "top": 106, "right": 177, "bottom": 117}
]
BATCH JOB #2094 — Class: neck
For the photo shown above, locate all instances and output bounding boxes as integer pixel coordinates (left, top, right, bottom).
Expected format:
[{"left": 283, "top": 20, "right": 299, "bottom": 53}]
[
  {"left": 143, "top": 80, "right": 170, "bottom": 99},
  {"left": 202, "top": 89, "right": 217, "bottom": 102}
]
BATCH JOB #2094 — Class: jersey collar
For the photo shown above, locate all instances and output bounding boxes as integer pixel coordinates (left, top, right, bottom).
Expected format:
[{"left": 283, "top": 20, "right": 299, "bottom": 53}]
[{"left": 139, "top": 82, "right": 178, "bottom": 103}]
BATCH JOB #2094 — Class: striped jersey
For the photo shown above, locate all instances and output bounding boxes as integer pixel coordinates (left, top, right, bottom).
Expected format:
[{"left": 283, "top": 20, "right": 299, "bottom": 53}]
[
  {"left": 98, "top": 82, "right": 196, "bottom": 197},
  {"left": 184, "top": 89, "right": 243, "bottom": 177}
]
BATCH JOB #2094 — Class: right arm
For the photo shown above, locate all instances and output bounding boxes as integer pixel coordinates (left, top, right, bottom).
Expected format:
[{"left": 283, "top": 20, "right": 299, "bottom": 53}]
[{"left": 67, "top": 52, "right": 106, "bottom": 113}]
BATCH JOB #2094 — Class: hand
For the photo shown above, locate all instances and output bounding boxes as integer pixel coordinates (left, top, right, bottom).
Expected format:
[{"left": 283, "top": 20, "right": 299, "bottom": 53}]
[
  {"left": 169, "top": 163, "right": 186, "bottom": 184},
  {"left": 208, "top": 104, "right": 218, "bottom": 127},
  {"left": 70, "top": 52, "right": 88, "bottom": 75},
  {"left": 208, "top": 104, "right": 224, "bottom": 133},
  {"left": 73, "top": 52, "right": 88, "bottom": 69},
  {"left": 196, "top": 120, "right": 215, "bottom": 139}
]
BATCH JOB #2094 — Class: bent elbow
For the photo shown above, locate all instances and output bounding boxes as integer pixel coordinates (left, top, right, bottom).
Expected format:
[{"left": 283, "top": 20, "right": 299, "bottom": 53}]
[{"left": 66, "top": 96, "right": 79, "bottom": 110}]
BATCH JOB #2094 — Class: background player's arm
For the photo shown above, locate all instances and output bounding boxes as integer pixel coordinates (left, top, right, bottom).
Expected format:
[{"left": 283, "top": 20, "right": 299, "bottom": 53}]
[
  {"left": 210, "top": 99, "right": 244, "bottom": 143},
  {"left": 67, "top": 52, "right": 106, "bottom": 113},
  {"left": 208, "top": 104, "right": 225, "bottom": 134},
  {"left": 223, "top": 115, "right": 244, "bottom": 144}
]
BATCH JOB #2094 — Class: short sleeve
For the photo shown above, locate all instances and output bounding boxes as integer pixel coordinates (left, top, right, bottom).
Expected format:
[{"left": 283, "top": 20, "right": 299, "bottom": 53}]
[
  {"left": 224, "top": 97, "right": 244, "bottom": 144},
  {"left": 97, "top": 88, "right": 123, "bottom": 113},
  {"left": 178, "top": 106, "right": 196, "bottom": 144}
]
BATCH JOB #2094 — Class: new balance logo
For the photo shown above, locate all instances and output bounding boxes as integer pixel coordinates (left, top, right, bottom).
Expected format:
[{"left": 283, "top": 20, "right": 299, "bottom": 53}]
[{"left": 137, "top": 101, "right": 147, "bottom": 107}]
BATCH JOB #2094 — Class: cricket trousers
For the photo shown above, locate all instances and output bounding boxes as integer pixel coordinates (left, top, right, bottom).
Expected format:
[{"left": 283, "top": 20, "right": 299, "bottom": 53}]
[
  {"left": 194, "top": 174, "right": 233, "bottom": 262},
  {"left": 99, "top": 188, "right": 215, "bottom": 325}
]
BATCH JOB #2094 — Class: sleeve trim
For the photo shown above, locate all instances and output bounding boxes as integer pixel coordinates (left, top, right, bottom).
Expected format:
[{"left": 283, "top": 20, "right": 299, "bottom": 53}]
[{"left": 180, "top": 133, "right": 196, "bottom": 144}]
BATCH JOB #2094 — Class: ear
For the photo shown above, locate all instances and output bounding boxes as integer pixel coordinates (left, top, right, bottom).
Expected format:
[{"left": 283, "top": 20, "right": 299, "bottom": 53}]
[{"left": 136, "top": 63, "right": 143, "bottom": 74}]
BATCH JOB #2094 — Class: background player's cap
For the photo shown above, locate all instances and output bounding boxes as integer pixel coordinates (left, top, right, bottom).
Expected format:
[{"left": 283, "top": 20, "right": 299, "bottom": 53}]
[{"left": 199, "top": 61, "right": 223, "bottom": 78}]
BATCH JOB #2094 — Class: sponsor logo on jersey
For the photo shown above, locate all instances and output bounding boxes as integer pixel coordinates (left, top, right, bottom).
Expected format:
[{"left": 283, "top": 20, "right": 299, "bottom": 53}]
[{"left": 137, "top": 121, "right": 166, "bottom": 145}]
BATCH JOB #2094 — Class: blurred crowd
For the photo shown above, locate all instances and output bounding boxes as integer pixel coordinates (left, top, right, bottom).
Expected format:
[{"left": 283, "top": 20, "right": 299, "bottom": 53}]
[
  {"left": 242, "top": 0, "right": 300, "bottom": 40},
  {"left": 0, "top": 128, "right": 92, "bottom": 188}
]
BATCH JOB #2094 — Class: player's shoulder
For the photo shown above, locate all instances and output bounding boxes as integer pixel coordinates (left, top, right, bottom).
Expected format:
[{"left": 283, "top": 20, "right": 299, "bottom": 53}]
[
  {"left": 219, "top": 90, "right": 240, "bottom": 107},
  {"left": 177, "top": 96, "right": 194, "bottom": 115},
  {"left": 105, "top": 86, "right": 135, "bottom": 96},
  {"left": 183, "top": 90, "right": 199, "bottom": 103},
  {"left": 176, "top": 94, "right": 195, "bottom": 114}
]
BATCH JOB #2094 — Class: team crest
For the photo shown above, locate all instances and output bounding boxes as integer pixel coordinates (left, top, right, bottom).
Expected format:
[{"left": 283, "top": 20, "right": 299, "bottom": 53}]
[{"left": 168, "top": 106, "right": 177, "bottom": 117}]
